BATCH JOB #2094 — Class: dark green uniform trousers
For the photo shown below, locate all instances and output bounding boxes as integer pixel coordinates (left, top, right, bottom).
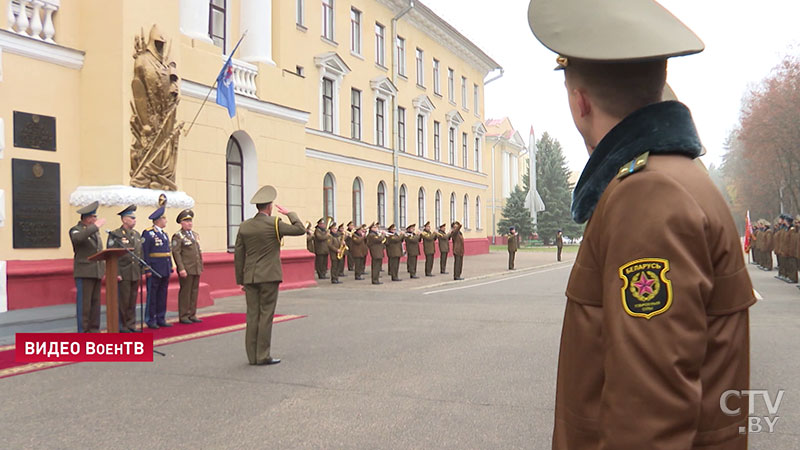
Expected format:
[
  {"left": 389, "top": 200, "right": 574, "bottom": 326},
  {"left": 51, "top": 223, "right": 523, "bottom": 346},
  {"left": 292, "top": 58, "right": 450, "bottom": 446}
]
[
  {"left": 389, "top": 257, "right": 400, "bottom": 280},
  {"left": 508, "top": 251, "right": 516, "bottom": 269},
  {"left": 354, "top": 257, "right": 366, "bottom": 279},
  {"left": 371, "top": 258, "right": 382, "bottom": 283},
  {"left": 178, "top": 274, "right": 200, "bottom": 321},
  {"left": 440, "top": 252, "right": 448, "bottom": 273},
  {"left": 424, "top": 253, "right": 435, "bottom": 276},
  {"left": 407, "top": 256, "right": 418, "bottom": 277},
  {"left": 244, "top": 282, "right": 279, "bottom": 365},
  {"left": 76, "top": 278, "right": 101, "bottom": 333},
  {"left": 329, "top": 255, "right": 340, "bottom": 283},
  {"left": 118, "top": 279, "right": 139, "bottom": 330},
  {"left": 315, "top": 254, "right": 328, "bottom": 279},
  {"left": 454, "top": 255, "right": 464, "bottom": 279}
]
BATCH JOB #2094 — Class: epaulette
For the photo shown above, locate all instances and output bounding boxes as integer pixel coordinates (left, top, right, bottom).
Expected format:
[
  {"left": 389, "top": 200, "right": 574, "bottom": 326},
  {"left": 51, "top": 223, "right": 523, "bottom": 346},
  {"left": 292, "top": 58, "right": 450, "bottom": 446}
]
[
  {"left": 144, "top": 227, "right": 153, "bottom": 231},
  {"left": 616, "top": 151, "right": 650, "bottom": 180}
]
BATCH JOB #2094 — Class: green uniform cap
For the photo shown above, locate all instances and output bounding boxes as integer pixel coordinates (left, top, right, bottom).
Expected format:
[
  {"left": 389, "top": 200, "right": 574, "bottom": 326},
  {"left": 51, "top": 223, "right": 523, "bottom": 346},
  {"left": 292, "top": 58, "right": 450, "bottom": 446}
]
[
  {"left": 77, "top": 201, "right": 99, "bottom": 216},
  {"left": 250, "top": 185, "right": 277, "bottom": 204}
]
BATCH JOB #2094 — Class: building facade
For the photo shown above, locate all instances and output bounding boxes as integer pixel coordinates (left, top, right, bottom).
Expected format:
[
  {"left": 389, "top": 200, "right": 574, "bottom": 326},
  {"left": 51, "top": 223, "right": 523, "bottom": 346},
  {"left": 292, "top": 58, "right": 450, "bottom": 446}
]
[
  {"left": 484, "top": 117, "right": 528, "bottom": 242},
  {"left": 0, "top": 0, "right": 501, "bottom": 311}
]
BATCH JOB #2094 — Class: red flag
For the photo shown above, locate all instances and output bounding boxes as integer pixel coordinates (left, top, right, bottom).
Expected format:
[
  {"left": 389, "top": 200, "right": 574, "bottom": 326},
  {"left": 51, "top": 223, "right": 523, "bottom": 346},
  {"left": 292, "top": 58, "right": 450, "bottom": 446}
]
[{"left": 744, "top": 210, "right": 752, "bottom": 252}]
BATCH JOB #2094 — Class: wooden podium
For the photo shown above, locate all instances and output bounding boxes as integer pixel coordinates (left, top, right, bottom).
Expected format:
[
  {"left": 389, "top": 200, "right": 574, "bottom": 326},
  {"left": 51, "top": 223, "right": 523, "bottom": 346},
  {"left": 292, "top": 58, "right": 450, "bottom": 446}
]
[{"left": 89, "top": 248, "right": 129, "bottom": 333}]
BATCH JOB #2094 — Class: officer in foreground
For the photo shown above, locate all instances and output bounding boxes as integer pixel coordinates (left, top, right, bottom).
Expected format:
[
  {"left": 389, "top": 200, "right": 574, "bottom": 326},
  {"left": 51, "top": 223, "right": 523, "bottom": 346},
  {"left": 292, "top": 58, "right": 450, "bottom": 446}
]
[
  {"left": 69, "top": 201, "right": 105, "bottom": 332},
  {"left": 107, "top": 204, "right": 142, "bottom": 332},
  {"left": 142, "top": 205, "right": 172, "bottom": 329},
  {"left": 234, "top": 186, "right": 306, "bottom": 366},
  {"left": 528, "top": 0, "right": 755, "bottom": 447}
]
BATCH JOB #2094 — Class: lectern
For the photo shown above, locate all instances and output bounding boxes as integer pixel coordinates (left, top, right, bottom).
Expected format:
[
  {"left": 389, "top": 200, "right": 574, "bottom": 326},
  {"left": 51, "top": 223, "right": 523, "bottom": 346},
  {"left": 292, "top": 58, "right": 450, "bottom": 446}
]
[{"left": 88, "top": 248, "right": 128, "bottom": 333}]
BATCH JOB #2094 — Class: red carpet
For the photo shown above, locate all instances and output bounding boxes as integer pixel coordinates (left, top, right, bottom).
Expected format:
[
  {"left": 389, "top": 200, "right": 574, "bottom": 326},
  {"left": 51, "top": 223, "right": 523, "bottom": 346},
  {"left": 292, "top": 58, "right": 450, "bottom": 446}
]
[{"left": 0, "top": 312, "right": 304, "bottom": 379}]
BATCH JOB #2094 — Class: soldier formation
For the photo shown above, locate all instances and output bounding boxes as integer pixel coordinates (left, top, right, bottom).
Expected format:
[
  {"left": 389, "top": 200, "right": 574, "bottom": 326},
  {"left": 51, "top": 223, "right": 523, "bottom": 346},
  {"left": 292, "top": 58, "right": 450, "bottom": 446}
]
[
  {"left": 749, "top": 214, "right": 800, "bottom": 285},
  {"left": 308, "top": 219, "right": 465, "bottom": 285}
]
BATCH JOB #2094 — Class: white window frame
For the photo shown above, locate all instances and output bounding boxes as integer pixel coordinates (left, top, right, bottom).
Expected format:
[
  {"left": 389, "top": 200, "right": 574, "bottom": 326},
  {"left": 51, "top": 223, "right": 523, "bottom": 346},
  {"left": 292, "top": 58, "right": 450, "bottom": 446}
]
[
  {"left": 435, "top": 190, "right": 442, "bottom": 227},
  {"left": 445, "top": 109, "right": 464, "bottom": 166},
  {"left": 397, "top": 106, "right": 406, "bottom": 152},
  {"left": 450, "top": 192, "right": 456, "bottom": 225},
  {"left": 351, "top": 88, "right": 362, "bottom": 140},
  {"left": 472, "top": 122, "right": 487, "bottom": 172},
  {"left": 418, "top": 187, "right": 426, "bottom": 226},
  {"left": 323, "top": 172, "right": 336, "bottom": 219},
  {"left": 377, "top": 181, "right": 387, "bottom": 226},
  {"left": 412, "top": 94, "right": 435, "bottom": 158},
  {"left": 375, "top": 23, "right": 385, "bottom": 66},
  {"left": 415, "top": 48, "right": 424, "bottom": 86},
  {"left": 352, "top": 177, "right": 364, "bottom": 225},
  {"left": 433, "top": 121, "right": 441, "bottom": 161},
  {"left": 447, "top": 68, "right": 454, "bottom": 102},
  {"left": 296, "top": 0, "right": 305, "bottom": 27},
  {"left": 350, "top": 8, "right": 361, "bottom": 55},
  {"left": 314, "top": 53, "right": 351, "bottom": 135},
  {"left": 396, "top": 36, "right": 406, "bottom": 77},
  {"left": 322, "top": 0, "right": 335, "bottom": 41},
  {"left": 461, "top": 76, "right": 468, "bottom": 111},
  {"left": 473, "top": 83, "right": 480, "bottom": 117},
  {"left": 462, "top": 131, "right": 468, "bottom": 169},
  {"left": 463, "top": 194, "right": 469, "bottom": 230},
  {"left": 371, "top": 76, "right": 398, "bottom": 148},
  {"left": 476, "top": 196, "right": 482, "bottom": 230},
  {"left": 433, "top": 59, "right": 440, "bottom": 95},
  {"left": 399, "top": 184, "right": 408, "bottom": 228}
]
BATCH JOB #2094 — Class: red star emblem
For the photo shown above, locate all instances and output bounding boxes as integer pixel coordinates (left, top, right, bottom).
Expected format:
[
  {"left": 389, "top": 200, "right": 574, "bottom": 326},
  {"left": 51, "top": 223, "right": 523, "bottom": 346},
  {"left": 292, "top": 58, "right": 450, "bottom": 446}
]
[{"left": 633, "top": 272, "right": 655, "bottom": 296}]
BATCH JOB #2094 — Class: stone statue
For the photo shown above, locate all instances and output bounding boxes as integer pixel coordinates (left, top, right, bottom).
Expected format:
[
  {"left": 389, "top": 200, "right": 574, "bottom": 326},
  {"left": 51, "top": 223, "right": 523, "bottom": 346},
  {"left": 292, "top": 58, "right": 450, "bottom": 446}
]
[{"left": 130, "top": 25, "right": 184, "bottom": 190}]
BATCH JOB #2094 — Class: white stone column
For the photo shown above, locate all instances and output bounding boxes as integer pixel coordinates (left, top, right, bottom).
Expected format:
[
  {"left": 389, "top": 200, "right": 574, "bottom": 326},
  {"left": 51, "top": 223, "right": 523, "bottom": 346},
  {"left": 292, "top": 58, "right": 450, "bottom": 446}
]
[
  {"left": 239, "top": 0, "right": 274, "bottom": 65},
  {"left": 0, "top": 118, "right": 4, "bottom": 158},
  {"left": 179, "top": 0, "right": 213, "bottom": 44},
  {"left": 0, "top": 260, "right": 7, "bottom": 313}
]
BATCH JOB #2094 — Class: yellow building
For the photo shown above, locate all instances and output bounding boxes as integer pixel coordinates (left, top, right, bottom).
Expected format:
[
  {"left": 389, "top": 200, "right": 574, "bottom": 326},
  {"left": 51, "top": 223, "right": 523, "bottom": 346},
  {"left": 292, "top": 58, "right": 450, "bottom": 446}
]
[
  {"left": 0, "top": 0, "right": 501, "bottom": 311},
  {"left": 484, "top": 117, "right": 529, "bottom": 241}
]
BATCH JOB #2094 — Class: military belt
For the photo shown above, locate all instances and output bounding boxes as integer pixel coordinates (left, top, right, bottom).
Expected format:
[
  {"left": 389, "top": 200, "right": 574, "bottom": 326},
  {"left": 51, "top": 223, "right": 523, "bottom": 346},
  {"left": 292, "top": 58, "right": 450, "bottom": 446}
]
[{"left": 148, "top": 252, "right": 171, "bottom": 258}]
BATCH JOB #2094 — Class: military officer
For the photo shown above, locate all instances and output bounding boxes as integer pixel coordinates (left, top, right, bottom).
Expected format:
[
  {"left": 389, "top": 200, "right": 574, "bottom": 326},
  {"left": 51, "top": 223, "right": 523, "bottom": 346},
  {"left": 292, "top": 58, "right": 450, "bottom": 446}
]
[
  {"left": 421, "top": 222, "right": 437, "bottom": 277},
  {"left": 367, "top": 223, "right": 386, "bottom": 285},
  {"left": 313, "top": 218, "right": 330, "bottom": 279},
  {"left": 404, "top": 224, "right": 422, "bottom": 279},
  {"left": 528, "top": 0, "right": 754, "bottom": 447},
  {"left": 507, "top": 226, "right": 519, "bottom": 270},
  {"left": 142, "top": 205, "right": 173, "bottom": 329},
  {"left": 234, "top": 185, "right": 306, "bottom": 366},
  {"left": 349, "top": 225, "right": 368, "bottom": 280},
  {"left": 764, "top": 220, "right": 774, "bottom": 270},
  {"left": 555, "top": 229, "right": 564, "bottom": 262},
  {"left": 327, "top": 222, "right": 343, "bottom": 284},
  {"left": 69, "top": 201, "right": 106, "bottom": 332},
  {"left": 450, "top": 222, "right": 464, "bottom": 280},
  {"left": 107, "top": 204, "right": 142, "bottom": 332},
  {"left": 436, "top": 223, "right": 452, "bottom": 274},
  {"left": 385, "top": 224, "right": 404, "bottom": 281},
  {"left": 172, "top": 209, "right": 204, "bottom": 324}
]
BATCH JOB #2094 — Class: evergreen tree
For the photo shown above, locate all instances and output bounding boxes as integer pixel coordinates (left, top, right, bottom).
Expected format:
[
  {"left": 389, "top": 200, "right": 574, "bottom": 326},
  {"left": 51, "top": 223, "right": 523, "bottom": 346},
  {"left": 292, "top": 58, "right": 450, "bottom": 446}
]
[
  {"left": 498, "top": 186, "right": 535, "bottom": 240},
  {"left": 536, "top": 132, "right": 582, "bottom": 244}
]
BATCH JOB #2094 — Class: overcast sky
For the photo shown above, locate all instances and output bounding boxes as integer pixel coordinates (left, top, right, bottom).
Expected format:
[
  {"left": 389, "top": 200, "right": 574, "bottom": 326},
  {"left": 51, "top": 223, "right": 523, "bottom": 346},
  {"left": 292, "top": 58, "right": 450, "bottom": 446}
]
[{"left": 423, "top": 0, "right": 800, "bottom": 173}]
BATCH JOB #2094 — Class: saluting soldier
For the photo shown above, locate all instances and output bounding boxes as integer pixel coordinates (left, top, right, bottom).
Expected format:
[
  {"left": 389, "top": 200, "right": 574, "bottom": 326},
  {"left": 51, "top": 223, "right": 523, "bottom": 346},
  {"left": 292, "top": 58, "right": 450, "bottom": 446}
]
[
  {"left": 450, "top": 222, "right": 464, "bottom": 281},
  {"left": 327, "top": 222, "right": 342, "bottom": 284},
  {"left": 313, "top": 218, "right": 330, "bottom": 279},
  {"left": 172, "top": 209, "right": 204, "bottom": 324},
  {"left": 142, "top": 205, "right": 173, "bottom": 329},
  {"left": 69, "top": 201, "right": 106, "bottom": 333},
  {"left": 107, "top": 204, "right": 142, "bottom": 332},
  {"left": 527, "top": 0, "right": 755, "bottom": 446},
  {"left": 421, "top": 222, "right": 437, "bottom": 277},
  {"left": 385, "top": 224, "right": 404, "bottom": 281},
  {"left": 367, "top": 223, "right": 386, "bottom": 285},
  {"left": 234, "top": 185, "right": 306, "bottom": 366},
  {"left": 345, "top": 221, "right": 356, "bottom": 273},
  {"left": 404, "top": 224, "right": 422, "bottom": 279},
  {"left": 507, "top": 226, "right": 519, "bottom": 270},
  {"left": 349, "top": 225, "right": 368, "bottom": 280},
  {"left": 436, "top": 223, "right": 452, "bottom": 274}
]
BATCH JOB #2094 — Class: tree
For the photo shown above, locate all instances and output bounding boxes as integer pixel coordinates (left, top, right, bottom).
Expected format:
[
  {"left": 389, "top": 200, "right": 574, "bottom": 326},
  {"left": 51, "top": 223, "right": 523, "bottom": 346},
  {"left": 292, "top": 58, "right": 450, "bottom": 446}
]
[
  {"left": 536, "top": 132, "right": 582, "bottom": 243},
  {"left": 498, "top": 186, "right": 534, "bottom": 240}
]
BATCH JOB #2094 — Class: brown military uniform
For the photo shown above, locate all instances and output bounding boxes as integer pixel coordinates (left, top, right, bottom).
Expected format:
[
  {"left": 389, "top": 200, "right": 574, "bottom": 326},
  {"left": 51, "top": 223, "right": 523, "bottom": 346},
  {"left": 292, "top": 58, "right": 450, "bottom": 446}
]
[
  {"left": 437, "top": 229, "right": 452, "bottom": 274},
  {"left": 386, "top": 232, "right": 404, "bottom": 281},
  {"left": 69, "top": 222, "right": 105, "bottom": 333},
  {"left": 172, "top": 229, "right": 203, "bottom": 321},
  {"left": 349, "top": 231, "right": 368, "bottom": 279},
  {"left": 507, "top": 231, "right": 519, "bottom": 270},
  {"left": 327, "top": 231, "right": 342, "bottom": 284},
  {"left": 367, "top": 231, "right": 386, "bottom": 284},
  {"left": 107, "top": 226, "right": 142, "bottom": 330},
  {"left": 764, "top": 228, "right": 774, "bottom": 270},
  {"left": 556, "top": 232, "right": 564, "bottom": 262},
  {"left": 234, "top": 211, "right": 306, "bottom": 365},
  {"left": 404, "top": 232, "right": 422, "bottom": 278},
  {"left": 313, "top": 226, "right": 330, "bottom": 279},
  {"left": 421, "top": 230, "right": 438, "bottom": 276},
  {"left": 450, "top": 224, "right": 464, "bottom": 279}
]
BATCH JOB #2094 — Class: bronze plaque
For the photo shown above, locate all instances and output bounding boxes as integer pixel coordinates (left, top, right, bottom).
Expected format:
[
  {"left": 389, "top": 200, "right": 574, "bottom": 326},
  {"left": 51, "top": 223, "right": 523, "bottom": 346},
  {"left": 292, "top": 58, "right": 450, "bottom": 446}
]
[
  {"left": 12, "top": 159, "right": 61, "bottom": 248},
  {"left": 13, "top": 111, "right": 56, "bottom": 151}
]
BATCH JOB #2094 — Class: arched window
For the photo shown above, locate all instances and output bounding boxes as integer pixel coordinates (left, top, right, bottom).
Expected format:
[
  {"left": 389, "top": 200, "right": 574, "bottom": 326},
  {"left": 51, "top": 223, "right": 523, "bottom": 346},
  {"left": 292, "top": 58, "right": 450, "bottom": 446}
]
[
  {"left": 435, "top": 190, "right": 442, "bottom": 227},
  {"left": 476, "top": 196, "right": 482, "bottom": 230},
  {"left": 463, "top": 194, "right": 469, "bottom": 229},
  {"left": 352, "top": 177, "right": 363, "bottom": 225},
  {"left": 399, "top": 184, "right": 408, "bottom": 228},
  {"left": 450, "top": 192, "right": 456, "bottom": 225},
  {"left": 418, "top": 187, "right": 426, "bottom": 225},
  {"left": 323, "top": 173, "right": 336, "bottom": 220},
  {"left": 377, "top": 181, "right": 386, "bottom": 226},
  {"left": 226, "top": 137, "right": 244, "bottom": 250}
]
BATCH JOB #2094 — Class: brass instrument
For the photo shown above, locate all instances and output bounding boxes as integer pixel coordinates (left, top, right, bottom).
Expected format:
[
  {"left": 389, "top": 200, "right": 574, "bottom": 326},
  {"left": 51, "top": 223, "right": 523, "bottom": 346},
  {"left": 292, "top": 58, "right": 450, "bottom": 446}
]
[
  {"left": 336, "top": 240, "right": 349, "bottom": 260},
  {"left": 325, "top": 217, "right": 333, "bottom": 229}
]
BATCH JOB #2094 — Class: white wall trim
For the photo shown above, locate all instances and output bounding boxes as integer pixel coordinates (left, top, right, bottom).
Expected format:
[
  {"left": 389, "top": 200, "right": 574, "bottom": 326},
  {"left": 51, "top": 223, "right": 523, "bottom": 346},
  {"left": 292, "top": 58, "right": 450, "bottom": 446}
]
[
  {"left": 0, "top": 29, "right": 84, "bottom": 70},
  {"left": 306, "top": 127, "right": 393, "bottom": 154},
  {"left": 0, "top": 117, "right": 4, "bottom": 159},
  {"left": 0, "top": 260, "right": 6, "bottom": 313},
  {"left": 181, "top": 79, "right": 309, "bottom": 124},
  {"left": 0, "top": 189, "right": 4, "bottom": 227},
  {"left": 69, "top": 185, "right": 195, "bottom": 208}
]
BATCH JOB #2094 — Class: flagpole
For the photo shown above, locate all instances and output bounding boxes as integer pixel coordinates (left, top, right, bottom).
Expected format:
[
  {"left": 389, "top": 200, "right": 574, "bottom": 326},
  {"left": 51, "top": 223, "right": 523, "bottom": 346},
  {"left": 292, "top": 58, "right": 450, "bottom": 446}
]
[{"left": 183, "top": 31, "right": 248, "bottom": 137}]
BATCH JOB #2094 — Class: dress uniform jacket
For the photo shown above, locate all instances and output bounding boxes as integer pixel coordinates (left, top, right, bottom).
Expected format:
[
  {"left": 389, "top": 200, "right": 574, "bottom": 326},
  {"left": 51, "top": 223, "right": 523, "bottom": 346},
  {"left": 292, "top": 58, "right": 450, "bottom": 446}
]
[
  {"left": 306, "top": 233, "right": 314, "bottom": 253},
  {"left": 142, "top": 226, "right": 172, "bottom": 278},
  {"left": 436, "top": 231, "right": 451, "bottom": 253},
  {"left": 507, "top": 233, "right": 519, "bottom": 252},
  {"left": 327, "top": 233, "right": 342, "bottom": 258},
  {"left": 313, "top": 228, "right": 330, "bottom": 255},
  {"left": 234, "top": 212, "right": 305, "bottom": 284},
  {"left": 172, "top": 230, "right": 203, "bottom": 275},
  {"left": 555, "top": 102, "right": 755, "bottom": 449},
  {"left": 451, "top": 228, "right": 464, "bottom": 256},
  {"left": 107, "top": 227, "right": 142, "bottom": 280},
  {"left": 405, "top": 233, "right": 421, "bottom": 257},
  {"left": 349, "top": 234, "right": 368, "bottom": 258},
  {"left": 421, "top": 231, "right": 437, "bottom": 255},
  {"left": 386, "top": 234, "right": 404, "bottom": 258},
  {"left": 367, "top": 233, "right": 386, "bottom": 259},
  {"left": 70, "top": 223, "right": 105, "bottom": 278}
]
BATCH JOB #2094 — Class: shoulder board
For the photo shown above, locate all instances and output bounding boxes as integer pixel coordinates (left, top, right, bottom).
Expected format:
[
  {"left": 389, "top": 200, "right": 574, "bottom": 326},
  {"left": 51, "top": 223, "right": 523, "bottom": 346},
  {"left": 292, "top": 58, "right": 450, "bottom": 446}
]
[
  {"left": 145, "top": 227, "right": 153, "bottom": 231},
  {"left": 616, "top": 151, "right": 650, "bottom": 180}
]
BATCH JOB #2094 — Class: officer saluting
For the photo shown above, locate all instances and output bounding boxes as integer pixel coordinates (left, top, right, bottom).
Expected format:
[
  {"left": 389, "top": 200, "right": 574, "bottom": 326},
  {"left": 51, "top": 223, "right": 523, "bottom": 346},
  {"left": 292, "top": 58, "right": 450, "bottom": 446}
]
[
  {"left": 172, "top": 209, "right": 203, "bottom": 324},
  {"left": 69, "top": 201, "right": 106, "bottom": 332},
  {"left": 528, "top": 0, "right": 755, "bottom": 447},
  {"left": 142, "top": 205, "right": 173, "bottom": 329},
  {"left": 107, "top": 204, "right": 142, "bottom": 332}
]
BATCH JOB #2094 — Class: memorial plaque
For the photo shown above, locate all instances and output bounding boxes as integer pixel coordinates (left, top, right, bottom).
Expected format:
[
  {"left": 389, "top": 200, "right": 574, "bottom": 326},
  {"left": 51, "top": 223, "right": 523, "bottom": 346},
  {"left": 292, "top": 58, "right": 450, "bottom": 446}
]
[
  {"left": 12, "top": 159, "right": 60, "bottom": 248},
  {"left": 13, "top": 111, "right": 56, "bottom": 151}
]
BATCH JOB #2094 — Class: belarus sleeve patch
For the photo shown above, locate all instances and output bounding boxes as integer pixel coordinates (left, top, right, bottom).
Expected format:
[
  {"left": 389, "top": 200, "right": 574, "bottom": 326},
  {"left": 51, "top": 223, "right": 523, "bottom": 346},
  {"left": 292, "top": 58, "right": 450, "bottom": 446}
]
[{"left": 618, "top": 258, "right": 673, "bottom": 319}]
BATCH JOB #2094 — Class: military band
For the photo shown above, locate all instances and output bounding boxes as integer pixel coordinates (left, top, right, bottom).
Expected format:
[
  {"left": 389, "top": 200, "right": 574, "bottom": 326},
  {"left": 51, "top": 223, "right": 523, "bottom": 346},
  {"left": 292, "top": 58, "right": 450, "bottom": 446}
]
[
  {"left": 313, "top": 218, "right": 330, "bottom": 280},
  {"left": 436, "top": 223, "right": 452, "bottom": 274},
  {"left": 404, "top": 224, "right": 422, "bottom": 279},
  {"left": 367, "top": 223, "right": 386, "bottom": 285},
  {"left": 421, "top": 222, "right": 437, "bottom": 277},
  {"left": 327, "top": 222, "right": 343, "bottom": 284}
]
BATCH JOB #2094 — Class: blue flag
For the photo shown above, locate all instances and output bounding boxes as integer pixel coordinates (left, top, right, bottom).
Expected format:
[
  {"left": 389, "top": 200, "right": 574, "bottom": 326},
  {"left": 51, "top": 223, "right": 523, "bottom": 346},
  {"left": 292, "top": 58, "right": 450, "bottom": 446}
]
[{"left": 216, "top": 55, "right": 236, "bottom": 118}]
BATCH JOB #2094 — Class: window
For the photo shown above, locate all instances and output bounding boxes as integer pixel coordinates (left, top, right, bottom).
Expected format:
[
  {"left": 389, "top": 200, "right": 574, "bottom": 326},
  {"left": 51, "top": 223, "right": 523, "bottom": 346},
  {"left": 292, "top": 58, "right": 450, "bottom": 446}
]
[
  {"left": 322, "top": 0, "right": 334, "bottom": 41},
  {"left": 209, "top": 0, "right": 226, "bottom": 52},
  {"left": 377, "top": 182, "right": 387, "bottom": 226},
  {"left": 322, "top": 77, "right": 334, "bottom": 132},
  {"left": 352, "top": 177, "right": 363, "bottom": 225},
  {"left": 463, "top": 194, "right": 469, "bottom": 229},
  {"left": 448, "top": 127, "right": 455, "bottom": 165},
  {"left": 351, "top": 88, "right": 361, "bottom": 140},
  {"left": 375, "top": 98, "right": 385, "bottom": 146},
  {"left": 433, "top": 121, "right": 440, "bottom": 161},
  {"left": 399, "top": 184, "right": 407, "bottom": 228},
  {"left": 474, "top": 137, "right": 480, "bottom": 171},
  {"left": 350, "top": 8, "right": 361, "bottom": 54},
  {"left": 435, "top": 190, "right": 442, "bottom": 227},
  {"left": 323, "top": 172, "right": 336, "bottom": 220},
  {"left": 416, "top": 48, "right": 424, "bottom": 86},
  {"left": 418, "top": 188, "right": 426, "bottom": 225},
  {"left": 462, "top": 132, "right": 468, "bottom": 168},
  {"left": 296, "top": 0, "right": 304, "bottom": 26},
  {"left": 375, "top": 23, "right": 385, "bottom": 66},
  {"left": 450, "top": 192, "right": 456, "bottom": 225},
  {"left": 226, "top": 136, "right": 243, "bottom": 249},
  {"left": 397, "top": 106, "right": 406, "bottom": 152},
  {"left": 461, "top": 76, "right": 467, "bottom": 110},
  {"left": 448, "top": 68, "right": 454, "bottom": 102},
  {"left": 433, "top": 59, "right": 440, "bottom": 94},
  {"left": 476, "top": 196, "right": 482, "bottom": 230},
  {"left": 473, "top": 84, "right": 479, "bottom": 115},
  {"left": 396, "top": 36, "right": 406, "bottom": 76},
  {"left": 416, "top": 115, "right": 424, "bottom": 157}
]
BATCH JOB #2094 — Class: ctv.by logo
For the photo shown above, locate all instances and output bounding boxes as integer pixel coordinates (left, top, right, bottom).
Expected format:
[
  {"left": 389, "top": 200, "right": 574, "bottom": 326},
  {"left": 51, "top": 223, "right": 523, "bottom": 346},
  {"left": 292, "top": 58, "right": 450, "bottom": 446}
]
[{"left": 720, "top": 389, "right": 785, "bottom": 434}]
